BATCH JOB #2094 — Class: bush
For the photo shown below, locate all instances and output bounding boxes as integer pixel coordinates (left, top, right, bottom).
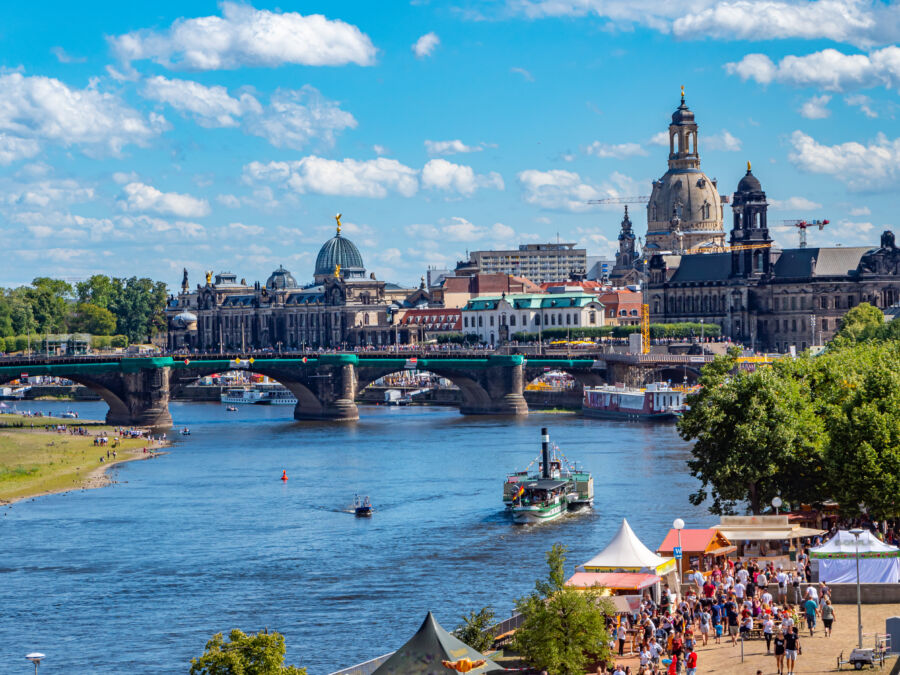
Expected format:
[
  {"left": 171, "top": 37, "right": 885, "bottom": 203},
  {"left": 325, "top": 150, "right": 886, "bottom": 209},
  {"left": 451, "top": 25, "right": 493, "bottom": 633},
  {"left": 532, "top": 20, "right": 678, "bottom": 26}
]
[
  {"left": 110, "top": 334, "right": 128, "bottom": 348},
  {"left": 513, "top": 323, "right": 722, "bottom": 342},
  {"left": 91, "top": 335, "right": 112, "bottom": 350},
  {"left": 436, "top": 332, "right": 479, "bottom": 345}
]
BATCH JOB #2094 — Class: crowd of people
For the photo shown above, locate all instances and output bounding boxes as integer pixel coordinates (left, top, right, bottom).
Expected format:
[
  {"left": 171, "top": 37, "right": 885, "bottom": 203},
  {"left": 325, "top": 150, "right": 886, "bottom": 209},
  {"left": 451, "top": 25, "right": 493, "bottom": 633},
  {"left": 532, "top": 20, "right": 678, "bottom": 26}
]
[{"left": 598, "top": 555, "right": 839, "bottom": 675}]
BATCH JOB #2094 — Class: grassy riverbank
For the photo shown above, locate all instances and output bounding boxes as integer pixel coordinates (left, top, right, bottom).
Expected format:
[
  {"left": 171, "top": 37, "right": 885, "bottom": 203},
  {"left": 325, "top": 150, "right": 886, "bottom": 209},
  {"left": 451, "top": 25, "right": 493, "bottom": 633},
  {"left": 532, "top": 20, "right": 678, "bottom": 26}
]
[{"left": 0, "top": 421, "right": 167, "bottom": 504}]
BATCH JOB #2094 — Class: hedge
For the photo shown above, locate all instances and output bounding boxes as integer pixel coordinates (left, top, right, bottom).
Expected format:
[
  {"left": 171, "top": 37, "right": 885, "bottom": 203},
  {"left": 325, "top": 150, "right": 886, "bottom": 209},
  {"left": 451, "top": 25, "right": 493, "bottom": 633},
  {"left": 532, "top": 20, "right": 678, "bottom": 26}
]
[
  {"left": 91, "top": 335, "right": 129, "bottom": 349},
  {"left": 512, "top": 322, "right": 721, "bottom": 342},
  {"left": 0, "top": 334, "right": 129, "bottom": 353}
]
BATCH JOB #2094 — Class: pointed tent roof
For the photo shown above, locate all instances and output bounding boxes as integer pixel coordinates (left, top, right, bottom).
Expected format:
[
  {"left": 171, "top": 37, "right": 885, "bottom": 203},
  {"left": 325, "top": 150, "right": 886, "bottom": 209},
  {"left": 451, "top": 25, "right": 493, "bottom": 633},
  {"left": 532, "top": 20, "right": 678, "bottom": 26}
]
[
  {"left": 810, "top": 530, "right": 900, "bottom": 558},
  {"left": 581, "top": 519, "right": 672, "bottom": 571},
  {"left": 372, "top": 612, "right": 504, "bottom": 675}
]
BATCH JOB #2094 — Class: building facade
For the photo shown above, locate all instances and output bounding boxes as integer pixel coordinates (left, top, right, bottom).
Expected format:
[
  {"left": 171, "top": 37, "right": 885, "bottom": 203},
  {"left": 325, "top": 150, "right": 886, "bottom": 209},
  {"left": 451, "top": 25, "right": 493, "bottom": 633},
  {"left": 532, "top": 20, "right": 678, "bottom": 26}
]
[
  {"left": 462, "top": 243, "right": 587, "bottom": 283},
  {"left": 166, "top": 219, "right": 419, "bottom": 351},
  {"left": 461, "top": 290, "right": 605, "bottom": 345},
  {"left": 645, "top": 91, "right": 727, "bottom": 253},
  {"left": 647, "top": 168, "right": 900, "bottom": 351}
]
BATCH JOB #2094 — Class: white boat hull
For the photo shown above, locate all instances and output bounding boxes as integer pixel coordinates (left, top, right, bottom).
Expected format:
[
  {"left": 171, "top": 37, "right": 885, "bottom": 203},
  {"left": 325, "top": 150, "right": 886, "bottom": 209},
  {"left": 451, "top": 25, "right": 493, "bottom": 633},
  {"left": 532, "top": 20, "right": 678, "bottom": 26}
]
[{"left": 511, "top": 501, "right": 567, "bottom": 524}]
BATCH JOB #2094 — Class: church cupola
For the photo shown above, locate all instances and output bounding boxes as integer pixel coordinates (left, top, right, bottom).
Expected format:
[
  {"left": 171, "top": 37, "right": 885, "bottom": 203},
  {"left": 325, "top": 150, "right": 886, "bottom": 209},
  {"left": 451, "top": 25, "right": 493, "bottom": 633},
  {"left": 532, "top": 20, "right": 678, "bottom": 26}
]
[
  {"left": 615, "top": 205, "right": 636, "bottom": 269},
  {"left": 730, "top": 162, "right": 771, "bottom": 278},
  {"left": 668, "top": 86, "right": 700, "bottom": 171}
]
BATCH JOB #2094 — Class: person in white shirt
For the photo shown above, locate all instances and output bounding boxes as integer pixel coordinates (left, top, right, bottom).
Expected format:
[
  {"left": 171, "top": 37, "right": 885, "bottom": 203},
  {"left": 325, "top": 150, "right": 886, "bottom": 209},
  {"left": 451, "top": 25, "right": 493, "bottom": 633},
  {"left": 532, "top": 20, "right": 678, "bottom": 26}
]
[
  {"left": 734, "top": 581, "right": 746, "bottom": 600},
  {"left": 692, "top": 570, "right": 704, "bottom": 590},
  {"left": 640, "top": 646, "right": 652, "bottom": 668},
  {"left": 737, "top": 567, "right": 749, "bottom": 585},
  {"left": 776, "top": 569, "right": 789, "bottom": 602},
  {"left": 806, "top": 585, "right": 818, "bottom": 601},
  {"left": 763, "top": 617, "right": 775, "bottom": 653},
  {"left": 762, "top": 590, "right": 773, "bottom": 606}
]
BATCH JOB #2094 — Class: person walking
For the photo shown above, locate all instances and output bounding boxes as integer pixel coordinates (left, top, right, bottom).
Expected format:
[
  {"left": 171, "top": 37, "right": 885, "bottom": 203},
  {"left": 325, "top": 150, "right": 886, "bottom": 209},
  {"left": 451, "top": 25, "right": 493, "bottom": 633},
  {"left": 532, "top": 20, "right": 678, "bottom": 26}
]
[
  {"left": 784, "top": 626, "right": 801, "bottom": 675},
  {"left": 803, "top": 595, "right": 818, "bottom": 636},
  {"left": 763, "top": 615, "right": 775, "bottom": 654},
  {"left": 617, "top": 622, "right": 627, "bottom": 656},
  {"left": 685, "top": 647, "right": 697, "bottom": 675},
  {"left": 821, "top": 599, "right": 835, "bottom": 637},
  {"left": 773, "top": 629, "right": 786, "bottom": 675}
]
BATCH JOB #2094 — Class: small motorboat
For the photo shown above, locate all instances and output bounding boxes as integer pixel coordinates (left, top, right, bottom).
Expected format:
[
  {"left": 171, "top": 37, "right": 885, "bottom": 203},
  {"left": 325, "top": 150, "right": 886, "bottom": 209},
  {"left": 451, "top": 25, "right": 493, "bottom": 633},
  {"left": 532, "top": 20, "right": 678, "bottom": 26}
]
[
  {"left": 180, "top": 427, "right": 191, "bottom": 435},
  {"left": 59, "top": 411, "right": 78, "bottom": 419},
  {"left": 225, "top": 405, "right": 238, "bottom": 412},
  {"left": 353, "top": 494, "right": 373, "bottom": 517}
]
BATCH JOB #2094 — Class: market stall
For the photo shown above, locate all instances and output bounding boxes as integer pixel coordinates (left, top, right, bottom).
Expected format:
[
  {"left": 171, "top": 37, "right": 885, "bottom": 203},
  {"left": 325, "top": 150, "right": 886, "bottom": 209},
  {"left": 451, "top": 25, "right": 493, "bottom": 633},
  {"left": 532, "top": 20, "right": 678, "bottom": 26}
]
[
  {"left": 715, "top": 515, "right": 825, "bottom": 565},
  {"left": 656, "top": 528, "right": 736, "bottom": 580},
  {"left": 810, "top": 530, "right": 900, "bottom": 584}
]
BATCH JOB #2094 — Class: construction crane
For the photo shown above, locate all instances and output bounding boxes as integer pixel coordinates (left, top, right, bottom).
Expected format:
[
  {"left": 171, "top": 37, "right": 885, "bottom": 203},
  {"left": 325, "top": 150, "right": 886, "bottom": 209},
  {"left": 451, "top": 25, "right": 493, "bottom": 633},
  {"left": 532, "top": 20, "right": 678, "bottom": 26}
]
[
  {"left": 640, "top": 303, "right": 650, "bottom": 354},
  {"left": 680, "top": 241, "right": 773, "bottom": 255},
  {"left": 783, "top": 219, "right": 829, "bottom": 248}
]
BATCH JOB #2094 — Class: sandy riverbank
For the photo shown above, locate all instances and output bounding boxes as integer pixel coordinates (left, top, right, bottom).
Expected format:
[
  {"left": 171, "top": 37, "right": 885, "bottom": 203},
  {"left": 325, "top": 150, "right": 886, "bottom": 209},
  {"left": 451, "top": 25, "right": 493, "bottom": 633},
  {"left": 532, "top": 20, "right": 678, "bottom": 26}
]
[{"left": 0, "top": 418, "right": 170, "bottom": 505}]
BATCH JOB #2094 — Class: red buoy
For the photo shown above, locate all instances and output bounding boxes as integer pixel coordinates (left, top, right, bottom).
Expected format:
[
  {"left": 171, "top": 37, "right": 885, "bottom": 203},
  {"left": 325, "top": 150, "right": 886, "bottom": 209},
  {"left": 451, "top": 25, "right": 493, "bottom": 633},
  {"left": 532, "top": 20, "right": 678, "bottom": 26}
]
[{"left": 281, "top": 470, "right": 288, "bottom": 481}]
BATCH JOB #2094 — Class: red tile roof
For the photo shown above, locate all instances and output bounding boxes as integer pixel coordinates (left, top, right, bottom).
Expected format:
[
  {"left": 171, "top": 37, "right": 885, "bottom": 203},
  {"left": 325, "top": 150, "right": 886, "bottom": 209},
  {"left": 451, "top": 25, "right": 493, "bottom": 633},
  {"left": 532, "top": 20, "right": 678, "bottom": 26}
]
[{"left": 399, "top": 308, "right": 462, "bottom": 331}]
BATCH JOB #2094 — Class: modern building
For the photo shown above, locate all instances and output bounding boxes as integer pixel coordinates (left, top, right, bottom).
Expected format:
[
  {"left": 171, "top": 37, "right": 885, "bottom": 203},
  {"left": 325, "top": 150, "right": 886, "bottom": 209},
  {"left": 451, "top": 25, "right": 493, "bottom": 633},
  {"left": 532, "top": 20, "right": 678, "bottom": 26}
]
[
  {"left": 645, "top": 91, "right": 728, "bottom": 253},
  {"left": 460, "top": 243, "right": 588, "bottom": 283},
  {"left": 461, "top": 289, "right": 605, "bottom": 345},
  {"left": 166, "top": 218, "right": 420, "bottom": 351},
  {"left": 586, "top": 256, "right": 615, "bottom": 282},
  {"left": 647, "top": 166, "right": 900, "bottom": 351},
  {"left": 433, "top": 273, "right": 543, "bottom": 309}
]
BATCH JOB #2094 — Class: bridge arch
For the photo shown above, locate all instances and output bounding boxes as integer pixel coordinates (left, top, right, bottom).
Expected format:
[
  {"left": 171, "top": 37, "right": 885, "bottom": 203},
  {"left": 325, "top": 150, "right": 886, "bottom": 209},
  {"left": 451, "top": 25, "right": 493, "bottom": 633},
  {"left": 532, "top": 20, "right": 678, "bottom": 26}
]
[{"left": 355, "top": 366, "right": 495, "bottom": 415}]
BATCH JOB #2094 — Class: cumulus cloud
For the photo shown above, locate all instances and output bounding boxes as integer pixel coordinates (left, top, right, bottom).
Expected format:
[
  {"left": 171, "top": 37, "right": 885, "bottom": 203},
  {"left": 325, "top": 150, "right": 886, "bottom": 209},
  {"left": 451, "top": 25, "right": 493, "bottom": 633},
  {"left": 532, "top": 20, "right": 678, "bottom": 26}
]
[
  {"left": 769, "top": 196, "right": 823, "bottom": 210},
  {"left": 406, "top": 217, "right": 519, "bottom": 244},
  {"left": 109, "top": 2, "right": 376, "bottom": 70},
  {"left": 517, "top": 169, "right": 638, "bottom": 212},
  {"left": 849, "top": 206, "right": 871, "bottom": 215},
  {"left": 424, "top": 139, "right": 484, "bottom": 155},
  {"left": 421, "top": 159, "right": 504, "bottom": 195},
  {"left": 118, "top": 181, "right": 211, "bottom": 217},
  {"left": 789, "top": 130, "right": 900, "bottom": 190},
  {"left": 142, "top": 78, "right": 356, "bottom": 149},
  {"left": 244, "top": 157, "right": 419, "bottom": 198},
  {"left": 226, "top": 221, "right": 264, "bottom": 235},
  {"left": 705, "top": 130, "right": 742, "bottom": 151},
  {"left": 648, "top": 131, "right": 670, "bottom": 146},
  {"left": 799, "top": 94, "right": 832, "bottom": 119},
  {"left": 725, "top": 46, "right": 900, "bottom": 92},
  {"left": 510, "top": 67, "right": 534, "bottom": 81},
  {"left": 845, "top": 93, "right": 878, "bottom": 117},
  {"left": 512, "top": 0, "right": 900, "bottom": 48},
  {"left": 50, "top": 46, "right": 86, "bottom": 64},
  {"left": 0, "top": 72, "right": 165, "bottom": 160},
  {"left": 217, "top": 193, "right": 241, "bottom": 208},
  {"left": 585, "top": 141, "right": 647, "bottom": 158},
  {"left": 413, "top": 32, "right": 440, "bottom": 58}
]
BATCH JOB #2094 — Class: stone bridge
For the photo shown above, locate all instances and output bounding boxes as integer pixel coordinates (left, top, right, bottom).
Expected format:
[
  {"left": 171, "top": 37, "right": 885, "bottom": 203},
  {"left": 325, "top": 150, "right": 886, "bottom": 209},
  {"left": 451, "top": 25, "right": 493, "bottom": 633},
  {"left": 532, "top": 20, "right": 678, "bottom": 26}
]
[{"left": 0, "top": 351, "right": 711, "bottom": 426}]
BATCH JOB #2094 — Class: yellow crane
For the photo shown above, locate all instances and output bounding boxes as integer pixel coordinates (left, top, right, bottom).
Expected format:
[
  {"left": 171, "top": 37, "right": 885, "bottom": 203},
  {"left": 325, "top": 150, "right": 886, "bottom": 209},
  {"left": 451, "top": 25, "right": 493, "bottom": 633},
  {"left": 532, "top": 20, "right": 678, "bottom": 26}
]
[{"left": 640, "top": 303, "right": 650, "bottom": 354}]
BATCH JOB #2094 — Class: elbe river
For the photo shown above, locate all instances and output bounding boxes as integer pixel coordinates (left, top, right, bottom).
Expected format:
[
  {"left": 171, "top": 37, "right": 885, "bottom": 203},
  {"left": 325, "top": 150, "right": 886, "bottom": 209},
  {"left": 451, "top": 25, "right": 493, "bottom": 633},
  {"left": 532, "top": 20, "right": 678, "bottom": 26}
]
[{"left": 0, "top": 400, "right": 715, "bottom": 673}]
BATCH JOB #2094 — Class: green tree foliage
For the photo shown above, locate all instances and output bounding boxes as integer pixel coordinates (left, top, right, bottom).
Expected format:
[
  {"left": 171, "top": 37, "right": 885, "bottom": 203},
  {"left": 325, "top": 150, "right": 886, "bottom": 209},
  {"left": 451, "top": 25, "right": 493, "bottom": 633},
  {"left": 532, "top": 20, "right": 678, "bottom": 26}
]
[
  {"left": 112, "top": 277, "right": 169, "bottom": 343},
  {"left": 512, "top": 544, "right": 612, "bottom": 675},
  {"left": 76, "top": 274, "right": 119, "bottom": 309},
  {"left": 0, "top": 295, "right": 14, "bottom": 337},
  {"left": 453, "top": 606, "right": 496, "bottom": 653},
  {"left": 68, "top": 302, "right": 117, "bottom": 335},
  {"left": 189, "top": 629, "right": 306, "bottom": 675},
  {"left": 678, "top": 350, "right": 825, "bottom": 514},
  {"left": 512, "top": 322, "right": 721, "bottom": 343},
  {"left": 25, "top": 277, "right": 72, "bottom": 333}
]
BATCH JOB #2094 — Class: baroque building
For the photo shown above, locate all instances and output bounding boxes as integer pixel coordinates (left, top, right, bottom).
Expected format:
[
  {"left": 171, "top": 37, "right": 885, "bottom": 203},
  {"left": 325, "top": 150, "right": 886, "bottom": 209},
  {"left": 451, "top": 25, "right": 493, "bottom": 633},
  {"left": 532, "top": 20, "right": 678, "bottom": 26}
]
[
  {"left": 647, "top": 167, "right": 900, "bottom": 352},
  {"left": 645, "top": 90, "right": 727, "bottom": 253},
  {"left": 166, "top": 217, "right": 419, "bottom": 351}
]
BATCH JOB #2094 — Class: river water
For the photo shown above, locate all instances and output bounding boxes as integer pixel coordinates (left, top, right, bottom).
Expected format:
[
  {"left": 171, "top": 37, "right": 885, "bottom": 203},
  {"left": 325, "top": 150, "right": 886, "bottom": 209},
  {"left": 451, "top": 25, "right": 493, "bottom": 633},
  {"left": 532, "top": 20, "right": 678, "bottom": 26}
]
[{"left": 0, "top": 400, "right": 715, "bottom": 673}]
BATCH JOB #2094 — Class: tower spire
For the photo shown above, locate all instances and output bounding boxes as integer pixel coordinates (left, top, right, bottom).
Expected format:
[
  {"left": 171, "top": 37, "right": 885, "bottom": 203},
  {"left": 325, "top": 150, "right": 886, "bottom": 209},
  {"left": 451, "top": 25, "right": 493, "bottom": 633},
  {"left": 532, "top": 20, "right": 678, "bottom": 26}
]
[{"left": 681, "top": 84, "right": 685, "bottom": 103}]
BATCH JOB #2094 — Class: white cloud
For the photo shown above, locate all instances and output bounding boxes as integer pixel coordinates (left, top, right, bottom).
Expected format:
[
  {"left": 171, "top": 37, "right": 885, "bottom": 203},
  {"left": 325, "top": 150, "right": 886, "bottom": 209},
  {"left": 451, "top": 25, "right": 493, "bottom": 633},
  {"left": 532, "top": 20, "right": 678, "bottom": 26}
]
[
  {"left": 118, "top": 181, "right": 211, "bottom": 217},
  {"left": 413, "top": 32, "right": 440, "bottom": 58},
  {"left": 845, "top": 93, "right": 878, "bottom": 117},
  {"left": 217, "top": 193, "right": 241, "bottom": 208},
  {"left": 421, "top": 158, "right": 504, "bottom": 195},
  {"left": 405, "top": 217, "right": 519, "bottom": 244},
  {"left": 142, "top": 78, "right": 356, "bottom": 149},
  {"left": 585, "top": 141, "right": 647, "bottom": 158},
  {"left": 112, "top": 171, "right": 139, "bottom": 184},
  {"left": 789, "top": 130, "right": 900, "bottom": 190},
  {"left": 512, "top": 0, "right": 900, "bottom": 48},
  {"left": 799, "top": 94, "right": 832, "bottom": 119},
  {"left": 725, "top": 46, "right": 900, "bottom": 92},
  {"left": 109, "top": 2, "right": 376, "bottom": 70},
  {"left": 245, "top": 86, "right": 357, "bottom": 149},
  {"left": 769, "top": 196, "right": 823, "bottom": 210},
  {"left": 849, "top": 205, "right": 871, "bottom": 215},
  {"left": 0, "top": 72, "right": 165, "bottom": 159},
  {"left": 51, "top": 46, "right": 86, "bottom": 64},
  {"left": 143, "top": 75, "right": 261, "bottom": 127},
  {"left": 510, "top": 67, "right": 534, "bottom": 81},
  {"left": 648, "top": 131, "right": 670, "bottom": 146},
  {"left": 5, "top": 179, "right": 95, "bottom": 209},
  {"left": 705, "top": 130, "right": 742, "bottom": 151},
  {"left": 424, "top": 139, "right": 484, "bottom": 155},
  {"left": 0, "top": 134, "right": 40, "bottom": 165},
  {"left": 245, "top": 157, "right": 419, "bottom": 198},
  {"left": 517, "top": 169, "right": 638, "bottom": 212},
  {"left": 226, "top": 221, "right": 264, "bottom": 235},
  {"left": 373, "top": 144, "right": 389, "bottom": 155}
]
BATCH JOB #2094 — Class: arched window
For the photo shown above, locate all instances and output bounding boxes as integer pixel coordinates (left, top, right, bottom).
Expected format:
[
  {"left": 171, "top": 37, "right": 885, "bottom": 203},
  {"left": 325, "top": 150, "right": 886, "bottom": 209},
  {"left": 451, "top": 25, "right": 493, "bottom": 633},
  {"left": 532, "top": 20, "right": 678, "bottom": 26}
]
[
  {"left": 510, "top": 315, "right": 516, "bottom": 326},
  {"left": 535, "top": 314, "right": 541, "bottom": 326}
]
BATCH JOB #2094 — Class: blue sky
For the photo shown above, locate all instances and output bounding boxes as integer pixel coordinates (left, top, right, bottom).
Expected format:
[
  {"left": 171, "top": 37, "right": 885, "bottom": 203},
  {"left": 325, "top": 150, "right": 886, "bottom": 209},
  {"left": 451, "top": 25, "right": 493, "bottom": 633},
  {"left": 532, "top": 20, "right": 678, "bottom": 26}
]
[{"left": 1, "top": 0, "right": 897, "bottom": 289}]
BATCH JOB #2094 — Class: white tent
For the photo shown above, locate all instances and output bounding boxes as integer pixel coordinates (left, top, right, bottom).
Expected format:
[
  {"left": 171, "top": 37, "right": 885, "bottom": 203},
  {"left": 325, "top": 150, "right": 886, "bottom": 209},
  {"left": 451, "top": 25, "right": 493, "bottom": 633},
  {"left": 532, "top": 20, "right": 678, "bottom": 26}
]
[
  {"left": 578, "top": 519, "right": 675, "bottom": 575},
  {"left": 810, "top": 530, "right": 900, "bottom": 584}
]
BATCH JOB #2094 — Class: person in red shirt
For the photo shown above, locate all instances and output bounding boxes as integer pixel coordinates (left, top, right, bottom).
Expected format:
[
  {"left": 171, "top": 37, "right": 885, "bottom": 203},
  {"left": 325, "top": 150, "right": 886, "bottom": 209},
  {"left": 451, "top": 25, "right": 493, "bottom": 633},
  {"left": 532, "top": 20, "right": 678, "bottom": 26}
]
[
  {"left": 686, "top": 649, "right": 698, "bottom": 675},
  {"left": 703, "top": 579, "right": 716, "bottom": 598}
]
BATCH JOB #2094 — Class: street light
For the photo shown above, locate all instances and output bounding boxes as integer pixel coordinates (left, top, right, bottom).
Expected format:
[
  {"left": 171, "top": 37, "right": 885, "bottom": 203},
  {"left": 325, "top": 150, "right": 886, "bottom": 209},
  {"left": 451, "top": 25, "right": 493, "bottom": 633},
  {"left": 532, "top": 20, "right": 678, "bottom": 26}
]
[
  {"left": 772, "top": 496, "right": 783, "bottom": 515},
  {"left": 850, "top": 528, "right": 864, "bottom": 649},
  {"left": 25, "top": 653, "right": 44, "bottom": 675},
  {"left": 673, "top": 517, "right": 685, "bottom": 595}
]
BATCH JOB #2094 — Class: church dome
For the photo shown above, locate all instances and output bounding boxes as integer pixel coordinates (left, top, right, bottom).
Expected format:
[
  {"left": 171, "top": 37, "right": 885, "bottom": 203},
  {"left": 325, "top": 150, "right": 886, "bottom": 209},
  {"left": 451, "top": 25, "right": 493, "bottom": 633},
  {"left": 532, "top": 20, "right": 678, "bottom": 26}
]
[
  {"left": 266, "top": 264, "right": 298, "bottom": 290},
  {"left": 671, "top": 98, "right": 695, "bottom": 125},
  {"left": 172, "top": 310, "right": 198, "bottom": 328},
  {"left": 737, "top": 165, "right": 762, "bottom": 193},
  {"left": 314, "top": 224, "right": 365, "bottom": 278}
]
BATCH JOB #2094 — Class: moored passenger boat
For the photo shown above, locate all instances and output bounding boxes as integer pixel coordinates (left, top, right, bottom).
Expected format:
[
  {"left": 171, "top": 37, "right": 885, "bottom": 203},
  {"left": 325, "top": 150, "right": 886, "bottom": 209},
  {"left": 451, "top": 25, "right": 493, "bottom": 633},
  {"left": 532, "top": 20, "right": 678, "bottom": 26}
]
[{"left": 582, "top": 382, "right": 688, "bottom": 421}]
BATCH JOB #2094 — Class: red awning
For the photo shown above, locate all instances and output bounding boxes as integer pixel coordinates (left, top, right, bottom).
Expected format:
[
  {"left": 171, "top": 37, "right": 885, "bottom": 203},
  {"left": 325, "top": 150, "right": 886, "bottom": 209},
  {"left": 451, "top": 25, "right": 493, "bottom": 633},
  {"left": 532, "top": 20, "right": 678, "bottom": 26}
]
[{"left": 565, "top": 572, "right": 660, "bottom": 591}]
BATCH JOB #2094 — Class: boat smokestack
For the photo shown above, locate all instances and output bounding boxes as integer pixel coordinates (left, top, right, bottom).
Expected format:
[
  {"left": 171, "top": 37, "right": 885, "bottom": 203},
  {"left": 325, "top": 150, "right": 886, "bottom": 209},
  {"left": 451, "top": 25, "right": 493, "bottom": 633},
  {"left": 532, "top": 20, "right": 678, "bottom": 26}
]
[{"left": 541, "top": 427, "right": 550, "bottom": 479}]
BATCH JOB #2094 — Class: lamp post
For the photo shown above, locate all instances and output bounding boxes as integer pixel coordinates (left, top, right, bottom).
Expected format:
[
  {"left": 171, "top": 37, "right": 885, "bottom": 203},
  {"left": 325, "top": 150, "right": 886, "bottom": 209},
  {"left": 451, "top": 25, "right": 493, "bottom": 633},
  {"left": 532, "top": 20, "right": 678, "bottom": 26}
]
[
  {"left": 673, "top": 517, "right": 685, "bottom": 595},
  {"left": 850, "top": 527, "right": 864, "bottom": 649},
  {"left": 772, "top": 496, "right": 783, "bottom": 515},
  {"left": 25, "top": 653, "right": 44, "bottom": 675}
]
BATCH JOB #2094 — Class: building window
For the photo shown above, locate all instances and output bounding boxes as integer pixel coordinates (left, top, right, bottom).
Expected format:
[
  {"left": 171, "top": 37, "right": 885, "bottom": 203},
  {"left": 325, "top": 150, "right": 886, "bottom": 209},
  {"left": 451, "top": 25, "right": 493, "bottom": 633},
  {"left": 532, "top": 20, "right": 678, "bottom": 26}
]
[
  {"left": 792, "top": 319, "right": 797, "bottom": 332},
  {"left": 489, "top": 316, "right": 494, "bottom": 326},
  {"left": 478, "top": 316, "right": 483, "bottom": 327},
  {"left": 510, "top": 315, "right": 516, "bottom": 326},
  {"left": 589, "top": 312, "right": 596, "bottom": 325},
  {"left": 463, "top": 316, "right": 468, "bottom": 328},
  {"left": 535, "top": 314, "right": 541, "bottom": 326},
  {"left": 791, "top": 297, "right": 797, "bottom": 310},
  {"left": 820, "top": 297, "right": 828, "bottom": 309},
  {"left": 566, "top": 314, "right": 571, "bottom": 325},
  {"left": 834, "top": 296, "right": 842, "bottom": 309},
  {"left": 550, "top": 314, "right": 556, "bottom": 326},
  {"left": 822, "top": 318, "right": 829, "bottom": 330},
  {"left": 848, "top": 295, "right": 854, "bottom": 308},
  {"left": 573, "top": 314, "right": 579, "bottom": 325}
]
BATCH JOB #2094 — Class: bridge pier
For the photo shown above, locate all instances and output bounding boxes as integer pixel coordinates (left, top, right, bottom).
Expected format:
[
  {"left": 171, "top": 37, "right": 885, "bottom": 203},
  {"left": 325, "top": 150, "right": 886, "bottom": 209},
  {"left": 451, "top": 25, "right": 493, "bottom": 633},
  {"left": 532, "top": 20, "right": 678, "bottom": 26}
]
[{"left": 292, "top": 361, "right": 359, "bottom": 422}]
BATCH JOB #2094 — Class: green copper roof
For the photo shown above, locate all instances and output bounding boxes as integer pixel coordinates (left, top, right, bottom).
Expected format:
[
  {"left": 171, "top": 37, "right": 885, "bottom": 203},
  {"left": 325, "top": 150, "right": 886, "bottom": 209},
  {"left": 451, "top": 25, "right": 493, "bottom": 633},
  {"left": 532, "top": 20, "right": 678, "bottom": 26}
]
[{"left": 462, "top": 292, "right": 603, "bottom": 311}]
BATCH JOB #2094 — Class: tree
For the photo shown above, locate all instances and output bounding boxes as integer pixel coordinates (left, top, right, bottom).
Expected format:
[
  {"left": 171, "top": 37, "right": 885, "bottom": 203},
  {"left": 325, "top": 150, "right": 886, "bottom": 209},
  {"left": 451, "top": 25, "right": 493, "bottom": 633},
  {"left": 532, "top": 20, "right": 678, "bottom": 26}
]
[
  {"left": 25, "top": 277, "right": 72, "bottom": 333},
  {"left": 833, "top": 302, "right": 885, "bottom": 344},
  {"left": 678, "top": 350, "right": 825, "bottom": 514},
  {"left": 109, "top": 277, "right": 169, "bottom": 343},
  {"left": 189, "top": 629, "right": 306, "bottom": 675},
  {"left": 512, "top": 544, "right": 612, "bottom": 675},
  {"left": 68, "top": 302, "right": 117, "bottom": 335},
  {"left": 76, "top": 274, "right": 120, "bottom": 309},
  {"left": 453, "top": 606, "right": 496, "bottom": 653}
]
